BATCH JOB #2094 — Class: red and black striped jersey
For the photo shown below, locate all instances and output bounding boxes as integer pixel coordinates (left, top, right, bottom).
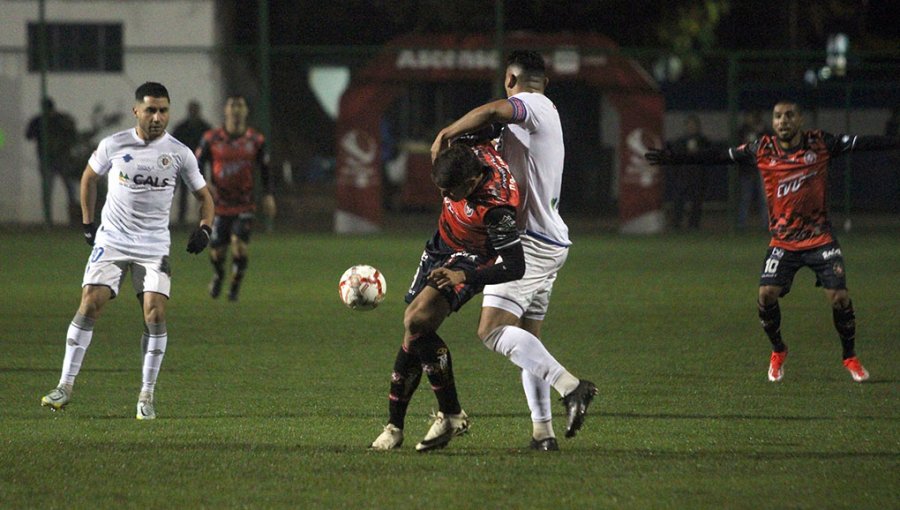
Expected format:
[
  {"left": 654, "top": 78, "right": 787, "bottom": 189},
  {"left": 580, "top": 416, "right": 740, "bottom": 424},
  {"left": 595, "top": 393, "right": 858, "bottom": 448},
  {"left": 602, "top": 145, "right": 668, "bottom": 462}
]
[
  {"left": 437, "top": 143, "right": 520, "bottom": 258},
  {"left": 196, "top": 127, "right": 269, "bottom": 216},
  {"left": 730, "top": 130, "right": 857, "bottom": 250}
]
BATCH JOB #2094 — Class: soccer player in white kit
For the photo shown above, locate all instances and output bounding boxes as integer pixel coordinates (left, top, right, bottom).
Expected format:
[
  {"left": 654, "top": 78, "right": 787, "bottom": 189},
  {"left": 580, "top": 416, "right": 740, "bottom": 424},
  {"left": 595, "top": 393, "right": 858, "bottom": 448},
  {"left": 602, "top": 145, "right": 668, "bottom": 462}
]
[
  {"left": 431, "top": 51, "right": 597, "bottom": 451},
  {"left": 41, "top": 82, "right": 215, "bottom": 420}
]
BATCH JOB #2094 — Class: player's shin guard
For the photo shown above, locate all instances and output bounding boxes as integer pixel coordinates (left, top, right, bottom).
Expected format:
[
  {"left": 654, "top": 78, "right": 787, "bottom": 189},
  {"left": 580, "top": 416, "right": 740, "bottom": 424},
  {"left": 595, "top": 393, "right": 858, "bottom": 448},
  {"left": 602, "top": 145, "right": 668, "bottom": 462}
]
[
  {"left": 140, "top": 322, "right": 167, "bottom": 395},
  {"left": 758, "top": 301, "right": 786, "bottom": 352},
  {"left": 410, "top": 332, "right": 461, "bottom": 415},
  {"left": 60, "top": 313, "right": 95, "bottom": 387},
  {"left": 833, "top": 301, "right": 856, "bottom": 359},
  {"left": 388, "top": 344, "right": 422, "bottom": 429}
]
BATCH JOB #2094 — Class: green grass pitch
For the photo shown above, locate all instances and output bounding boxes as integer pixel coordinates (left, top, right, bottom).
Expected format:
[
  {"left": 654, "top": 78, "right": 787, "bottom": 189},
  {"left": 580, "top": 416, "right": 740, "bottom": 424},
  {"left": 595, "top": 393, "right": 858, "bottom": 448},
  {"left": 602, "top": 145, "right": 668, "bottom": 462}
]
[{"left": 1, "top": 227, "right": 897, "bottom": 508}]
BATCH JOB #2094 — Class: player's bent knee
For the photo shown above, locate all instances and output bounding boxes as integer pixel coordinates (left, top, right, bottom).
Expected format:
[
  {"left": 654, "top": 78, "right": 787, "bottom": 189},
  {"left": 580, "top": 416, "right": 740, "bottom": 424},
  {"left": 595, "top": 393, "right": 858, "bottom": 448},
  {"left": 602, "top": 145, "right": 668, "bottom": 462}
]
[
  {"left": 758, "top": 286, "right": 780, "bottom": 305},
  {"left": 403, "top": 307, "right": 434, "bottom": 336},
  {"left": 480, "top": 326, "right": 506, "bottom": 351}
]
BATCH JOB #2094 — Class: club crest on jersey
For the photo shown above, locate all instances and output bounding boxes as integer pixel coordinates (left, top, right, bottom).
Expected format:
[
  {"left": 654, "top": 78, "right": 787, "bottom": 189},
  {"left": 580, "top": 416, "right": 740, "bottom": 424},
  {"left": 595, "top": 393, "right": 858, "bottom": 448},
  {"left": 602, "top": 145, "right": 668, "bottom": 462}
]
[
  {"left": 464, "top": 202, "right": 475, "bottom": 216},
  {"left": 803, "top": 152, "right": 817, "bottom": 164},
  {"left": 157, "top": 154, "right": 174, "bottom": 169}
]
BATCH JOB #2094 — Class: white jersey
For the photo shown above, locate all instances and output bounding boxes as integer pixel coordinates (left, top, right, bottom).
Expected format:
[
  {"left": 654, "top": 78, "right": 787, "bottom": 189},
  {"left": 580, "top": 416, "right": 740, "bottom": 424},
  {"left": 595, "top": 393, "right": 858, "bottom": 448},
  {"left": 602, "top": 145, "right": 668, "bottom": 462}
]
[
  {"left": 501, "top": 92, "right": 570, "bottom": 247},
  {"left": 88, "top": 128, "right": 207, "bottom": 256}
]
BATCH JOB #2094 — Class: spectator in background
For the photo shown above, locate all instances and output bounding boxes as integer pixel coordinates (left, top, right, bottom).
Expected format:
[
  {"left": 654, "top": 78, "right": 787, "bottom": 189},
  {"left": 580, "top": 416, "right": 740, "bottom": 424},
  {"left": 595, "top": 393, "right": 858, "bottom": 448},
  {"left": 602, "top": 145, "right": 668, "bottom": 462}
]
[
  {"left": 26, "top": 98, "right": 79, "bottom": 225},
  {"left": 737, "top": 111, "right": 770, "bottom": 230},
  {"left": 668, "top": 115, "right": 712, "bottom": 229},
  {"left": 172, "top": 100, "right": 211, "bottom": 225}
]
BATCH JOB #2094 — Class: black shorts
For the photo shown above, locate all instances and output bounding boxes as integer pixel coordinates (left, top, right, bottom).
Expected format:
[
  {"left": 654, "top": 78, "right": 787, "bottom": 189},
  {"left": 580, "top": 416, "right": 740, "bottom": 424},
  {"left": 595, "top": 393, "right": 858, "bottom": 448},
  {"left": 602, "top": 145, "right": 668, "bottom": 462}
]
[
  {"left": 210, "top": 213, "right": 254, "bottom": 248},
  {"left": 758, "top": 241, "right": 847, "bottom": 296},
  {"left": 404, "top": 230, "right": 492, "bottom": 313}
]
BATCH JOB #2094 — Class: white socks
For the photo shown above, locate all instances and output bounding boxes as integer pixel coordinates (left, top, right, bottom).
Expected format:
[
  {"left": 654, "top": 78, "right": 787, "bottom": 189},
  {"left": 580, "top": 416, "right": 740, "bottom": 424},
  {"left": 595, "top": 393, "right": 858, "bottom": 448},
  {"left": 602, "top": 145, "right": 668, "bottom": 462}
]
[
  {"left": 140, "top": 322, "right": 167, "bottom": 395},
  {"left": 59, "top": 314, "right": 95, "bottom": 388},
  {"left": 522, "top": 369, "right": 556, "bottom": 439},
  {"left": 483, "top": 325, "right": 580, "bottom": 397}
]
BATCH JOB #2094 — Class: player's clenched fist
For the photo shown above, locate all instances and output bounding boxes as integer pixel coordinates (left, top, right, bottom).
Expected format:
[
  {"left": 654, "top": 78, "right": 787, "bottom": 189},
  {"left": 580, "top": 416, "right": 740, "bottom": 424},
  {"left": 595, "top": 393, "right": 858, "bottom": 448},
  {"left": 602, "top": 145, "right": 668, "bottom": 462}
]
[
  {"left": 82, "top": 223, "right": 98, "bottom": 246},
  {"left": 186, "top": 224, "right": 212, "bottom": 254}
]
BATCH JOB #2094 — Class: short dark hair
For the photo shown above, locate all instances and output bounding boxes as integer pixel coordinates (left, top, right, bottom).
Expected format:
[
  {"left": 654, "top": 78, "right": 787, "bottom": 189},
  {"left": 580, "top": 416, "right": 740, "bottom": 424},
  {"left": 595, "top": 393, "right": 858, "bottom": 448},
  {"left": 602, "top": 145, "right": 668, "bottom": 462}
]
[
  {"left": 774, "top": 98, "right": 804, "bottom": 113},
  {"left": 506, "top": 50, "right": 546, "bottom": 75},
  {"left": 432, "top": 144, "right": 483, "bottom": 190},
  {"left": 135, "top": 82, "right": 170, "bottom": 102}
]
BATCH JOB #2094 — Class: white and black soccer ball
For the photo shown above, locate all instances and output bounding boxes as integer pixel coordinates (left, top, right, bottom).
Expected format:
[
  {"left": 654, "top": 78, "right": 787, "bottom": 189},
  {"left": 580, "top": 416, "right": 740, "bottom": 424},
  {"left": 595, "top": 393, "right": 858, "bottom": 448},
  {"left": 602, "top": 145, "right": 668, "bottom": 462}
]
[{"left": 338, "top": 265, "right": 386, "bottom": 311}]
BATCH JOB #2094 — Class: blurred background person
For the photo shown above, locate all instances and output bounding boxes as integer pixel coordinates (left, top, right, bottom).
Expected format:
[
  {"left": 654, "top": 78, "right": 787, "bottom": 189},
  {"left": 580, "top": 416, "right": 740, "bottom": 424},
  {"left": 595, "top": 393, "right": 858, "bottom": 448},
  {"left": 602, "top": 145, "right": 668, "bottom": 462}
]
[
  {"left": 25, "top": 98, "right": 79, "bottom": 225},
  {"left": 668, "top": 114, "right": 712, "bottom": 230},
  {"left": 736, "top": 111, "right": 770, "bottom": 230},
  {"left": 197, "top": 94, "right": 275, "bottom": 301},
  {"left": 172, "top": 100, "right": 212, "bottom": 225}
]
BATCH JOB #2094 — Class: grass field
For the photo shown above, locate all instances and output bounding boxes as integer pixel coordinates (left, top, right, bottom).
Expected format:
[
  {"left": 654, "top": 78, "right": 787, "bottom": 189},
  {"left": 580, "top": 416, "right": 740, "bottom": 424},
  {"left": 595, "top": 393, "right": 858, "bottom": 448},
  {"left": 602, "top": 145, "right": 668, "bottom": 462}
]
[{"left": 1, "top": 226, "right": 897, "bottom": 509}]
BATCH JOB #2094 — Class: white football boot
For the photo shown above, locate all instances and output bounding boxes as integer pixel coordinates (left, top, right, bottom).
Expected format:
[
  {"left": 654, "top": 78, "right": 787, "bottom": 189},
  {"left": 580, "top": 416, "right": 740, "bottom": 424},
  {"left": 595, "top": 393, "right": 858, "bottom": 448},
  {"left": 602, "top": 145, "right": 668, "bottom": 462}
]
[
  {"left": 41, "top": 386, "right": 72, "bottom": 411},
  {"left": 136, "top": 393, "right": 156, "bottom": 420},
  {"left": 415, "top": 410, "right": 469, "bottom": 452},
  {"left": 370, "top": 424, "right": 404, "bottom": 450}
]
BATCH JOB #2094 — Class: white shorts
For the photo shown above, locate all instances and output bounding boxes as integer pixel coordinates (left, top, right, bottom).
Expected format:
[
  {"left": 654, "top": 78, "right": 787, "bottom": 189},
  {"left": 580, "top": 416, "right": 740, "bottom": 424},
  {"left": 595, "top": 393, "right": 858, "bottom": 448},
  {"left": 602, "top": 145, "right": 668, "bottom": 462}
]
[
  {"left": 482, "top": 235, "right": 568, "bottom": 320},
  {"left": 82, "top": 245, "right": 172, "bottom": 299}
]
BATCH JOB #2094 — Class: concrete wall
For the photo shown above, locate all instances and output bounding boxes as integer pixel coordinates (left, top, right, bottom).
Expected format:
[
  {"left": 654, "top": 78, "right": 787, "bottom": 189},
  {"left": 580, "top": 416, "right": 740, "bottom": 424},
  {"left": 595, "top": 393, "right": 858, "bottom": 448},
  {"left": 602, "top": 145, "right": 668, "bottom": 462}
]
[{"left": 0, "top": 0, "right": 220, "bottom": 224}]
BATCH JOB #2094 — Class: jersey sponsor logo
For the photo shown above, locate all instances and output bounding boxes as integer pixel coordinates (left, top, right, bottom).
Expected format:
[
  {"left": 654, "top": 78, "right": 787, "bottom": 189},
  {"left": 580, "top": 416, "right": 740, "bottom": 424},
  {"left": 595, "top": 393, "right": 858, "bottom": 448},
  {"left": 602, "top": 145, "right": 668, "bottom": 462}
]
[
  {"left": 118, "top": 171, "right": 171, "bottom": 188},
  {"left": 776, "top": 171, "right": 817, "bottom": 198},
  {"left": 219, "top": 161, "right": 245, "bottom": 178},
  {"left": 133, "top": 174, "right": 172, "bottom": 187},
  {"left": 822, "top": 247, "right": 842, "bottom": 260}
]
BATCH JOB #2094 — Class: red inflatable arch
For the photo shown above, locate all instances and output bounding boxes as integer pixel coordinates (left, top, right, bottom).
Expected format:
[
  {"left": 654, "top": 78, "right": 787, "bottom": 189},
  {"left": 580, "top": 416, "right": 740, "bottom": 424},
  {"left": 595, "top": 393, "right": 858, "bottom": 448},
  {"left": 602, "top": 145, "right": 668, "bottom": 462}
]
[{"left": 335, "top": 32, "right": 664, "bottom": 234}]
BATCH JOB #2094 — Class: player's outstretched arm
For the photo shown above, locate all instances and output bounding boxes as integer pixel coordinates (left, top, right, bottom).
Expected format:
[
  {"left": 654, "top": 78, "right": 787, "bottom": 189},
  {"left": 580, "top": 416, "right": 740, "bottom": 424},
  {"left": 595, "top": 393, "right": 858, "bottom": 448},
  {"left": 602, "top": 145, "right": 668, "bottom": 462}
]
[
  {"left": 431, "top": 99, "right": 514, "bottom": 162},
  {"left": 851, "top": 135, "right": 900, "bottom": 152},
  {"left": 644, "top": 147, "right": 734, "bottom": 166}
]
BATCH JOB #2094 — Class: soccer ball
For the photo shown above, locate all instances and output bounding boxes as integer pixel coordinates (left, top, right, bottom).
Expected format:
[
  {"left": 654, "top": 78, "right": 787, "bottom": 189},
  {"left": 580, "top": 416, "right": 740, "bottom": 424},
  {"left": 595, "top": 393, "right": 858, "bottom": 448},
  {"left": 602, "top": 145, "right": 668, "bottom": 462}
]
[{"left": 338, "top": 265, "right": 386, "bottom": 311}]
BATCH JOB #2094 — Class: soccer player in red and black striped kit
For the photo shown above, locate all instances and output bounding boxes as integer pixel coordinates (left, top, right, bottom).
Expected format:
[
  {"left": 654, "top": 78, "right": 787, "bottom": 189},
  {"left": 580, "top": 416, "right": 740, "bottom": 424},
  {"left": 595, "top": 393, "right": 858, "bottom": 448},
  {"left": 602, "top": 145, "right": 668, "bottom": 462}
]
[
  {"left": 196, "top": 95, "right": 276, "bottom": 301},
  {"left": 370, "top": 141, "right": 524, "bottom": 452},
  {"left": 646, "top": 99, "right": 899, "bottom": 383}
]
